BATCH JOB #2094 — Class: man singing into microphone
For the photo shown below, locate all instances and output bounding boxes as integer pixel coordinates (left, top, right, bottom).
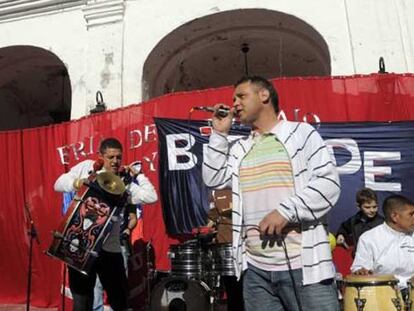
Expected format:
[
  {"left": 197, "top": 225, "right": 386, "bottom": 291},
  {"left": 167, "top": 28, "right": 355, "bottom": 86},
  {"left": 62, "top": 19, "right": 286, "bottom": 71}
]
[
  {"left": 202, "top": 76, "right": 341, "bottom": 311},
  {"left": 54, "top": 137, "right": 157, "bottom": 311}
]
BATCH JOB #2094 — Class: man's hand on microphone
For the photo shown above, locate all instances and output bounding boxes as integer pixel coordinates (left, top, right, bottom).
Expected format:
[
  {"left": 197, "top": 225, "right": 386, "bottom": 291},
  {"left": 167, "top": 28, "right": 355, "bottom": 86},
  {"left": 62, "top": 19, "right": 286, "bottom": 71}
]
[{"left": 212, "top": 104, "right": 233, "bottom": 134}]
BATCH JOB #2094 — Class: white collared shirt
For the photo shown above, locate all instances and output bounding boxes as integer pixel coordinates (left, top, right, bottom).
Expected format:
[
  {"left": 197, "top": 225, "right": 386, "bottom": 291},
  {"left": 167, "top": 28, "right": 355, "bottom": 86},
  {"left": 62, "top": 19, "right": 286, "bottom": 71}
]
[
  {"left": 54, "top": 159, "right": 158, "bottom": 252},
  {"left": 54, "top": 159, "right": 158, "bottom": 205},
  {"left": 351, "top": 223, "right": 414, "bottom": 287}
]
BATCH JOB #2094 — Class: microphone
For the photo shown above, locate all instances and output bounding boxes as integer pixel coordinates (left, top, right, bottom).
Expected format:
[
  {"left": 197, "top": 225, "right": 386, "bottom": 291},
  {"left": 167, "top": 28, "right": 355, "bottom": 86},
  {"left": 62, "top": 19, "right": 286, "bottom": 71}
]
[{"left": 192, "top": 106, "right": 230, "bottom": 118}]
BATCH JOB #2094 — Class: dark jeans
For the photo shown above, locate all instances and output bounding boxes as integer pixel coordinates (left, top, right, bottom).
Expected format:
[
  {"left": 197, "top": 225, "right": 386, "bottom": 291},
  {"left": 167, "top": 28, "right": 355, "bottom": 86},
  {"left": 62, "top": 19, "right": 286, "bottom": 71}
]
[
  {"left": 69, "top": 251, "right": 128, "bottom": 311},
  {"left": 243, "top": 264, "right": 340, "bottom": 311}
]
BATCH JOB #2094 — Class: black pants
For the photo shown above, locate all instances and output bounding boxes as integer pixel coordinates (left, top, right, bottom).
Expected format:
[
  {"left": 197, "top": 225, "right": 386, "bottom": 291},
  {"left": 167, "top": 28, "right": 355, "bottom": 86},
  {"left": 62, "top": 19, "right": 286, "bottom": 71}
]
[
  {"left": 222, "top": 275, "right": 244, "bottom": 311},
  {"left": 68, "top": 251, "right": 128, "bottom": 311}
]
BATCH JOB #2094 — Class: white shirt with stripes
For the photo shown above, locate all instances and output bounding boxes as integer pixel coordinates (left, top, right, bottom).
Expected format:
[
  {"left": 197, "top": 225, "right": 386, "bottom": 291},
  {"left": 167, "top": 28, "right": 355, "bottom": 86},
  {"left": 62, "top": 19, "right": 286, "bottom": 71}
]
[{"left": 240, "top": 133, "right": 302, "bottom": 271}]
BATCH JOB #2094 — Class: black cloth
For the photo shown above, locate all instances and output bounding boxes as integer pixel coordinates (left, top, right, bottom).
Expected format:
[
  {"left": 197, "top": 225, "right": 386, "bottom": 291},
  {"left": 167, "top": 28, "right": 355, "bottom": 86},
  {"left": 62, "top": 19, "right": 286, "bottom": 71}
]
[
  {"left": 336, "top": 211, "right": 384, "bottom": 248},
  {"left": 222, "top": 275, "right": 244, "bottom": 311},
  {"left": 120, "top": 203, "right": 138, "bottom": 233},
  {"left": 120, "top": 204, "right": 137, "bottom": 253},
  {"left": 69, "top": 251, "right": 128, "bottom": 311}
]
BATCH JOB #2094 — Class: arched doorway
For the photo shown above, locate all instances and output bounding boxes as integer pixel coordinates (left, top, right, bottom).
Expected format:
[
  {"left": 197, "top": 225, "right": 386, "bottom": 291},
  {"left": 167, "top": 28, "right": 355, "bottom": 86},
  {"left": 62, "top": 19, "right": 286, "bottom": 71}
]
[
  {"left": 0, "top": 46, "right": 71, "bottom": 131},
  {"left": 142, "top": 9, "right": 331, "bottom": 100}
]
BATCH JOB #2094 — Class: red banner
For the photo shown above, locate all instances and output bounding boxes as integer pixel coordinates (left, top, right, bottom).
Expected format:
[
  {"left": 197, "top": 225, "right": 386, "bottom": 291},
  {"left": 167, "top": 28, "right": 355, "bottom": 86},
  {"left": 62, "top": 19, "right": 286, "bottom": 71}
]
[{"left": 1, "top": 73, "right": 414, "bottom": 307}]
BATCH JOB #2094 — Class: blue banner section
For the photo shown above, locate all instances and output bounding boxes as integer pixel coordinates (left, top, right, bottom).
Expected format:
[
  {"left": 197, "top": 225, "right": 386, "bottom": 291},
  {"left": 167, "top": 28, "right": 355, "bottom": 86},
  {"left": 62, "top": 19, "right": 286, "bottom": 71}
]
[
  {"left": 62, "top": 191, "right": 75, "bottom": 215},
  {"left": 155, "top": 118, "right": 414, "bottom": 235}
]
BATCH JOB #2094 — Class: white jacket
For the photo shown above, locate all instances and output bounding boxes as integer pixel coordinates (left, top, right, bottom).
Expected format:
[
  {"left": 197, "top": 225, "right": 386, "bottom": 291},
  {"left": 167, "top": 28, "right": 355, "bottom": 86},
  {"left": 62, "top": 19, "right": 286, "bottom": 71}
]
[{"left": 202, "top": 120, "right": 340, "bottom": 285}]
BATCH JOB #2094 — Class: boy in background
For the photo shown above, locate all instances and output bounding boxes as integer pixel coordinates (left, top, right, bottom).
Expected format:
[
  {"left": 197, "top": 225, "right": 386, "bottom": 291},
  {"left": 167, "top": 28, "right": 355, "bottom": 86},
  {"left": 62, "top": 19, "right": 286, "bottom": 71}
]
[{"left": 336, "top": 188, "right": 384, "bottom": 253}]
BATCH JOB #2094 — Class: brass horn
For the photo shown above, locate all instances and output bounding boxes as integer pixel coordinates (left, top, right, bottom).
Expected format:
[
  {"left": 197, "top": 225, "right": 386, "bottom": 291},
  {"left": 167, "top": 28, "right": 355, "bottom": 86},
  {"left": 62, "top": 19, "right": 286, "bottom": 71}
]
[{"left": 96, "top": 172, "right": 126, "bottom": 195}]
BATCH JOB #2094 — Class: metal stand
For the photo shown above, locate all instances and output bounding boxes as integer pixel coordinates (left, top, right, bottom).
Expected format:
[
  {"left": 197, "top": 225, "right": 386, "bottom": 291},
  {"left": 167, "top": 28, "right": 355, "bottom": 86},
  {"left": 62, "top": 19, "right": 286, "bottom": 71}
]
[
  {"left": 24, "top": 203, "right": 40, "bottom": 311},
  {"left": 146, "top": 240, "right": 154, "bottom": 310},
  {"left": 61, "top": 266, "right": 66, "bottom": 311}
]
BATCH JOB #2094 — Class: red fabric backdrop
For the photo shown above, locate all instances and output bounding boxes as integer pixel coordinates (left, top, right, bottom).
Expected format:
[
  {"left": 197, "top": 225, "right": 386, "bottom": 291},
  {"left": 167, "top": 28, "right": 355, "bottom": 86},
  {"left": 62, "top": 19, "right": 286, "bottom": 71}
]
[{"left": 1, "top": 73, "right": 414, "bottom": 307}]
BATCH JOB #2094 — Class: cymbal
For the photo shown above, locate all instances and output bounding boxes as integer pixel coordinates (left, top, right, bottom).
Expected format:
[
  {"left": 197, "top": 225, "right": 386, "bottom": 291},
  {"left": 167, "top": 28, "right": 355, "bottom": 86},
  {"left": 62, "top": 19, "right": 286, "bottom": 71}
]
[{"left": 96, "top": 172, "right": 126, "bottom": 195}]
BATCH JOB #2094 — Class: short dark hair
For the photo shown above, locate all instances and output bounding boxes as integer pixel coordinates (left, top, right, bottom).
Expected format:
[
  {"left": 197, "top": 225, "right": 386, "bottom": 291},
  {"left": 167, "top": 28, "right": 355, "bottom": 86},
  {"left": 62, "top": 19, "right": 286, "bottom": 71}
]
[
  {"left": 235, "top": 75, "right": 279, "bottom": 113},
  {"left": 99, "top": 137, "right": 123, "bottom": 154},
  {"left": 383, "top": 194, "right": 414, "bottom": 221},
  {"left": 356, "top": 188, "right": 377, "bottom": 207}
]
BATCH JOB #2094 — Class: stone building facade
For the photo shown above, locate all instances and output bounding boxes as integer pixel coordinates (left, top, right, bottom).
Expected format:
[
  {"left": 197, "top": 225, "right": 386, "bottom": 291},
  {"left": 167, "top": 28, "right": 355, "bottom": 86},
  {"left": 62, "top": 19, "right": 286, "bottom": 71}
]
[{"left": 0, "top": 0, "right": 413, "bottom": 130}]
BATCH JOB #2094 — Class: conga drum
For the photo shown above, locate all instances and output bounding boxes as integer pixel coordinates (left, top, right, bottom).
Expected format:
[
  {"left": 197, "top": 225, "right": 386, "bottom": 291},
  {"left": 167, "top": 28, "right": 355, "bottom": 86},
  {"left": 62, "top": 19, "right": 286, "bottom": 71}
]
[
  {"left": 343, "top": 274, "right": 404, "bottom": 311},
  {"left": 47, "top": 172, "right": 126, "bottom": 274}
]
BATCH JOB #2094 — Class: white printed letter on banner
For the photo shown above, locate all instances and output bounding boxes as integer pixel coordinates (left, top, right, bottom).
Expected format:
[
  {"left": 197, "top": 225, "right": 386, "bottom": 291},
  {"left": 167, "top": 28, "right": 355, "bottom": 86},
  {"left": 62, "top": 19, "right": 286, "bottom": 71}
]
[{"left": 166, "top": 133, "right": 197, "bottom": 170}]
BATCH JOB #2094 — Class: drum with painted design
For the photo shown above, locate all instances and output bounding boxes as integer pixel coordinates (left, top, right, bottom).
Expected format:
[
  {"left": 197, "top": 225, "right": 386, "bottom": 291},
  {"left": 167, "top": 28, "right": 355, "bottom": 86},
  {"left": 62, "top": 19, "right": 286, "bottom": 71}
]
[{"left": 47, "top": 172, "right": 127, "bottom": 275}]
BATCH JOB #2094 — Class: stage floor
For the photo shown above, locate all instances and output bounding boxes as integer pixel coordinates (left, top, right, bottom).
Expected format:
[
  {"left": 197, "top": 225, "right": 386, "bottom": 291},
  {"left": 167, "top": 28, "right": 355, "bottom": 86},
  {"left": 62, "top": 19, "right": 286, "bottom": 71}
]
[
  {"left": 0, "top": 306, "right": 56, "bottom": 311},
  {"left": 0, "top": 304, "right": 226, "bottom": 311}
]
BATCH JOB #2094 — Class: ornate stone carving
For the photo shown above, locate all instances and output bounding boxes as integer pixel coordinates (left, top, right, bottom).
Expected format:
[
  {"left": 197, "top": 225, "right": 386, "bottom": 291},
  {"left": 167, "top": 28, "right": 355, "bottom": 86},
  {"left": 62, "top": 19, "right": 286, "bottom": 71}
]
[
  {"left": 0, "top": 0, "right": 85, "bottom": 22},
  {"left": 83, "top": 0, "right": 125, "bottom": 28}
]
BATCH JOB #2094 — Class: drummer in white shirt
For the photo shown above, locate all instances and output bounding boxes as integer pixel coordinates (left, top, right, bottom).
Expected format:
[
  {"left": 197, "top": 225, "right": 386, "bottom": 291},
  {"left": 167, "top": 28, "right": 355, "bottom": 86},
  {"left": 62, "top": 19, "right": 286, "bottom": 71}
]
[{"left": 351, "top": 194, "right": 414, "bottom": 295}]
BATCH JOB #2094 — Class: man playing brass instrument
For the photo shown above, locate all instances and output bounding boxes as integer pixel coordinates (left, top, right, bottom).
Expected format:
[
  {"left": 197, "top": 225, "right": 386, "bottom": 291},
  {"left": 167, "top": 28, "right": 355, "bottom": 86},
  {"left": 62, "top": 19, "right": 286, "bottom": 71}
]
[{"left": 54, "top": 137, "right": 157, "bottom": 310}]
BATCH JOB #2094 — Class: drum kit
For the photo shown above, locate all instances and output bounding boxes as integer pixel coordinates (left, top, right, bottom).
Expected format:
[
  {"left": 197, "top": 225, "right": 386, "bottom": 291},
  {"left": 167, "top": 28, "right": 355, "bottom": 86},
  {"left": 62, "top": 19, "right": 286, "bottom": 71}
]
[
  {"left": 47, "top": 172, "right": 414, "bottom": 311},
  {"left": 149, "top": 228, "right": 234, "bottom": 311},
  {"left": 340, "top": 274, "right": 414, "bottom": 311}
]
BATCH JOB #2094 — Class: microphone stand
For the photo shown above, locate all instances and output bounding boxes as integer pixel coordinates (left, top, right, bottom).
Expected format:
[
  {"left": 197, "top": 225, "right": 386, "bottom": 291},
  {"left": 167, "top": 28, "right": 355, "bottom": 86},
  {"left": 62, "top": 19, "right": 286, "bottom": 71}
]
[
  {"left": 146, "top": 240, "right": 153, "bottom": 310},
  {"left": 24, "top": 203, "right": 40, "bottom": 311},
  {"left": 61, "top": 163, "right": 70, "bottom": 311},
  {"left": 61, "top": 266, "right": 66, "bottom": 311}
]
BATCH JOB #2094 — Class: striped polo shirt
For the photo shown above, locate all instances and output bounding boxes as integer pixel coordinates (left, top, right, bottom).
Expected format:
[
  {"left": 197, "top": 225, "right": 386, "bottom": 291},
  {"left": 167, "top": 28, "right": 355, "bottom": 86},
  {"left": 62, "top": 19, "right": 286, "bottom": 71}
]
[{"left": 240, "top": 133, "right": 302, "bottom": 271}]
